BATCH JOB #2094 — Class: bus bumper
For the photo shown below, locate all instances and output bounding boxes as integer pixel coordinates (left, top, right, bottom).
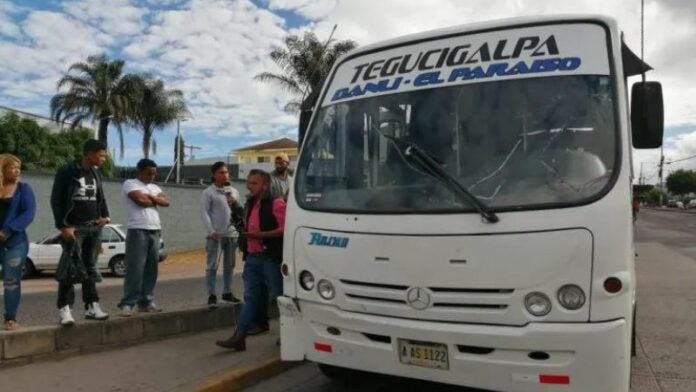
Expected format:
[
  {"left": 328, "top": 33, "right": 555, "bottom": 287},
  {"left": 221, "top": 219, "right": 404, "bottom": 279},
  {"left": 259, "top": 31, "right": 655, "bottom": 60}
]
[{"left": 278, "top": 297, "right": 630, "bottom": 392}]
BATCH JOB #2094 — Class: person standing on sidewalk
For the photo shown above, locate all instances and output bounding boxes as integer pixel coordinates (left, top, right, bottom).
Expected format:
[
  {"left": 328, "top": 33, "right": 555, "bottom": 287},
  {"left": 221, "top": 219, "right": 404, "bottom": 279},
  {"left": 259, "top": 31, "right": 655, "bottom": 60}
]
[
  {"left": 51, "top": 139, "right": 111, "bottom": 326},
  {"left": 216, "top": 169, "right": 286, "bottom": 351},
  {"left": 200, "top": 161, "right": 242, "bottom": 308},
  {"left": 118, "top": 159, "right": 170, "bottom": 316},
  {"left": 270, "top": 153, "right": 292, "bottom": 200},
  {"left": 0, "top": 154, "right": 36, "bottom": 331}
]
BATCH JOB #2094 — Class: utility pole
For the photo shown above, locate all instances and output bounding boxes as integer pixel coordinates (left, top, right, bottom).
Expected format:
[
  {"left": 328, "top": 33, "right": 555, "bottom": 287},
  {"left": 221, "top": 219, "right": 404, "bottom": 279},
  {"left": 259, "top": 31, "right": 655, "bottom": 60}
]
[
  {"left": 658, "top": 150, "right": 665, "bottom": 205},
  {"left": 639, "top": 162, "right": 645, "bottom": 185},
  {"left": 175, "top": 118, "right": 188, "bottom": 184},
  {"left": 175, "top": 119, "right": 181, "bottom": 184},
  {"left": 184, "top": 144, "right": 201, "bottom": 160}
]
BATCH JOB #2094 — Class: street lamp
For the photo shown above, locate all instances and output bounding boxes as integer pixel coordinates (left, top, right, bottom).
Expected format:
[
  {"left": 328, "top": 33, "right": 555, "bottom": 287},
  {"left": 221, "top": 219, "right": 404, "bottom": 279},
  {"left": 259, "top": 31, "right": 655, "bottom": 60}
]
[{"left": 176, "top": 117, "right": 188, "bottom": 184}]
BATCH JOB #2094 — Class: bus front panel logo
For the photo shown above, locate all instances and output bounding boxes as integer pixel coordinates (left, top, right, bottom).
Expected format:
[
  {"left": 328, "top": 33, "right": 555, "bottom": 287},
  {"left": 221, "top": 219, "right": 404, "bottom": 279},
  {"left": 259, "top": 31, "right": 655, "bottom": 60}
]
[
  {"left": 406, "top": 287, "right": 432, "bottom": 310},
  {"left": 308, "top": 232, "right": 349, "bottom": 248}
]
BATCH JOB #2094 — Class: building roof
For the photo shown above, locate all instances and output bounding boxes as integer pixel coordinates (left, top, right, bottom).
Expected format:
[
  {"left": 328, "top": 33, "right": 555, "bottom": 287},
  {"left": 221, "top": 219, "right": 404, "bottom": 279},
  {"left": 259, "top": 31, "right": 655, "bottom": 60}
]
[
  {"left": 185, "top": 156, "right": 233, "bottom": 166},
  {"left": 235, "top": 137, "right": 298, "bottom": 152}
]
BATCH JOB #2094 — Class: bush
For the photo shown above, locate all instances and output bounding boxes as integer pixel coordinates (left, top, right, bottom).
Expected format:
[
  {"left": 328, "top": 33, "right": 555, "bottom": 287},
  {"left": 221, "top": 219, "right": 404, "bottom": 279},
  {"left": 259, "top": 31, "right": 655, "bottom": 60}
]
[{"left": 0, "top": 112, "right": 94, "bottom": 172}]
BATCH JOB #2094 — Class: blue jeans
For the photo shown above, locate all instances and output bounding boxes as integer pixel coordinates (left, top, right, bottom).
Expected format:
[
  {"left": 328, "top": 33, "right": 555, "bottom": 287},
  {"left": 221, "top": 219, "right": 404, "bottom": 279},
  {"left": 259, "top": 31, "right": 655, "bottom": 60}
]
[
  {"left": 119, "top": 229, "right": 160, "bottom": 308},
  {"left": 1, "top": 241, "right": 28, "bottom": 321},
  {"left": 237, "top": 254, "right": 283, "bottom": 333},
  {"left": 205, "top": 237, "right": 237, "bottom": 296}
]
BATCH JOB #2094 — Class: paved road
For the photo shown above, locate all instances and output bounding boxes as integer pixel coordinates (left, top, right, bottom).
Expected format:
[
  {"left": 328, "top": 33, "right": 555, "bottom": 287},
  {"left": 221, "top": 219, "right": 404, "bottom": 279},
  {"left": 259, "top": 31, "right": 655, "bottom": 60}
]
[
  {"left": 249, "top": 209, "right": 696, "bottom": 392},
  {"left": 635, "top": 208, "right": 696, "bottom": 259},
  {"left": 13, "top": 274, "right": 244, "bottom": 327}
]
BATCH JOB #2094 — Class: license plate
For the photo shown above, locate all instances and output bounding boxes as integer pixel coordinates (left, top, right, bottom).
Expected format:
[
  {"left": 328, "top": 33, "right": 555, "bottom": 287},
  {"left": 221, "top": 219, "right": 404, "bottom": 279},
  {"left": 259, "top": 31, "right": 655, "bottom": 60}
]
[{"left": 398, "top": 339, "right": 449, "bottom": 370}]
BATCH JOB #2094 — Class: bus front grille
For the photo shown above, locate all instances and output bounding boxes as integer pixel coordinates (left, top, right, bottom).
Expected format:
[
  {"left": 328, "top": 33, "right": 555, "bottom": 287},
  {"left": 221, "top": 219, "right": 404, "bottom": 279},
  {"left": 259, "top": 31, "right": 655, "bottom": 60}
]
[{"left": 339, "top": 279, "right": 514, "bottom": 316}]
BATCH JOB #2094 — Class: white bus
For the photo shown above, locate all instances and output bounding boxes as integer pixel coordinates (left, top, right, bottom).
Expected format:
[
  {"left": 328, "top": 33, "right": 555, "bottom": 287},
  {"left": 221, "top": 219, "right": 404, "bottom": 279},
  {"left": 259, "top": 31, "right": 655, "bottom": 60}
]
[{"left": 278, "top": 15, "right": 663, "bottom": 391}]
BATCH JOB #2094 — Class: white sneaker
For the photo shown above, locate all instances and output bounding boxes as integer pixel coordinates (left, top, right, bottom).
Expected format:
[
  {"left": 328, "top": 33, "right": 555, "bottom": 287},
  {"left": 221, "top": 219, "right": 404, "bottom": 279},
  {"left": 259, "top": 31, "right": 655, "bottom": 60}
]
[
  {"left": 120, "top": 305, "right": 133, "bottom": 317},
  {"left": 137, "top": 303, "right": 162, "bottom": 313},
  {"left": 59, "top": 306, "right": 75, "bottom": 326},
  {"left": 85, "top": 302, "right": 109, "bottom": 320}
]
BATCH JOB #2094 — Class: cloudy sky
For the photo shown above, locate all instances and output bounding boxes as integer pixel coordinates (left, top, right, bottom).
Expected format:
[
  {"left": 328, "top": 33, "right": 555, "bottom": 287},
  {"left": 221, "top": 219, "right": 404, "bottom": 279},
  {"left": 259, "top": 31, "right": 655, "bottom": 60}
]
[{"left": 1, "top": 0, "right": 695, "bottom": 181}]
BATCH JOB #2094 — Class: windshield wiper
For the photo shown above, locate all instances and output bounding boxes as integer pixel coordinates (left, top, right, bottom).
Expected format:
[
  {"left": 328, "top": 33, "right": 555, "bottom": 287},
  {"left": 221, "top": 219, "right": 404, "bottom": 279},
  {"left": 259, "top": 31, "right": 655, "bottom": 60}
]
[{"left": 375, "top": 130, "right": 499, "bottom": 223}]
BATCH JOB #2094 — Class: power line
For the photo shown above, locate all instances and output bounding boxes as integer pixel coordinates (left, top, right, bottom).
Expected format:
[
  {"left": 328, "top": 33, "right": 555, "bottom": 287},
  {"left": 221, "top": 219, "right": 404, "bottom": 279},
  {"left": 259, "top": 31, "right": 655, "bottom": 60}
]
[{"left": 666, "top": 154, "right": 696, "bottom": 164}]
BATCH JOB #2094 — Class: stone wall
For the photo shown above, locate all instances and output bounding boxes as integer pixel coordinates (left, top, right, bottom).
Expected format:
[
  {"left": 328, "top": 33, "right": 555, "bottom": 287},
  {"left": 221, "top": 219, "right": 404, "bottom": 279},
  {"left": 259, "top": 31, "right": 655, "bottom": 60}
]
[{"left": 21, "top": 173, "right": 248, "bottom": 252}]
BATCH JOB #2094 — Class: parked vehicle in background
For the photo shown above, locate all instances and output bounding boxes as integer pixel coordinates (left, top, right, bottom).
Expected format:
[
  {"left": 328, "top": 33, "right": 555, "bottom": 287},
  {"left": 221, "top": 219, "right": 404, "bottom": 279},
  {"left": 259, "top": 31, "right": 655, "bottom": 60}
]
[
  {"left": 676, "top": 201, "right": 684, "bottom": 209},
  {"left": 22, "top": 224, "right": 167, "bottom": 279},
  {"left": 687, "top": 200, "right": 696, "bottom": 209}
]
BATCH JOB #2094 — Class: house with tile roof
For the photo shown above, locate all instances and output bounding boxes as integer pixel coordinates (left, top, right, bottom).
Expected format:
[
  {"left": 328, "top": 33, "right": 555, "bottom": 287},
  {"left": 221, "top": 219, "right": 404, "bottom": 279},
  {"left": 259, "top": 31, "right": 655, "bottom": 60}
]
[{"left": 233, "top": 137, "right": 299, "bottom": 164}]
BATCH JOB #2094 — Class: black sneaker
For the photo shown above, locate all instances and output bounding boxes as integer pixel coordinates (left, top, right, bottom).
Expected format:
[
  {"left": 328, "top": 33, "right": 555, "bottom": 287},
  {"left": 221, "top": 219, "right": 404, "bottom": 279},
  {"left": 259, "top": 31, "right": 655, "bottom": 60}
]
[
  {"left": 221, "top": 293, "right": 241, "bottom": 304},
  {"left": 208, "top": 295, "right": 217, "bottom": 308}
]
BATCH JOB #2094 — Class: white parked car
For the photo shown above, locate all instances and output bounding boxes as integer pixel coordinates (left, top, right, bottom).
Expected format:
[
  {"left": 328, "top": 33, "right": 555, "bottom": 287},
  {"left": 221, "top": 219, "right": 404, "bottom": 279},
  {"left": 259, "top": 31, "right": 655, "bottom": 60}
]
[{"left": 23, "top": 224, "right": 167, "bottom": 279}]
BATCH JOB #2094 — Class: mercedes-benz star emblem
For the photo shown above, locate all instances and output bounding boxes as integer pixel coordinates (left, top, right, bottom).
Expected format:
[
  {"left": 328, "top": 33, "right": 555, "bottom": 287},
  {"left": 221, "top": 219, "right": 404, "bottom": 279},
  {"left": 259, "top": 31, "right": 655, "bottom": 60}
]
[{"left": 406, "top": 287, "right": 431, "bottom": 310}]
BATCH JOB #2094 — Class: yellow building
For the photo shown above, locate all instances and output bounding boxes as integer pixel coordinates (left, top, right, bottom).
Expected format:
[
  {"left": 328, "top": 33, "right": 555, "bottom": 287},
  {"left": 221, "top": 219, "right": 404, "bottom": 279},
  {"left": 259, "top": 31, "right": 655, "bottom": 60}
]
[{"left": 234, "top": 137, "right": 299, "bottom": 164}]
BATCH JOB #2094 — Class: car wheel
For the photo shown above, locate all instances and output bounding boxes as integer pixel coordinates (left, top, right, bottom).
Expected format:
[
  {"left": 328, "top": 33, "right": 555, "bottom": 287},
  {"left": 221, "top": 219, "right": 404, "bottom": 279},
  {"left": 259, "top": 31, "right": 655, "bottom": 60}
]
[
  {"left": 110, "top": 255, "right": 127, "bottom": 277},
  {"left": 22, "top": 259, "right": 36, "bottom": 279}
]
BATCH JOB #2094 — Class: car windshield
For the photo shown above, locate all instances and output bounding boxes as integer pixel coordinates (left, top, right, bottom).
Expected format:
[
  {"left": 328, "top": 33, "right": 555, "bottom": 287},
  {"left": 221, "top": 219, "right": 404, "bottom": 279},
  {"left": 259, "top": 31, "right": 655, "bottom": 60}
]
[{"left": 296, "top": 75, "right": 617, "bottom": 212}]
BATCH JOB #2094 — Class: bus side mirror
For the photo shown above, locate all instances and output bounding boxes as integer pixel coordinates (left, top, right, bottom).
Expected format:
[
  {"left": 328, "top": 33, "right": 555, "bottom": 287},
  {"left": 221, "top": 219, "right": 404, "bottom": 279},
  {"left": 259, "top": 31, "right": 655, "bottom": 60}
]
[{"left": 631, "top": 81, "right": 664, "bottom": 148}]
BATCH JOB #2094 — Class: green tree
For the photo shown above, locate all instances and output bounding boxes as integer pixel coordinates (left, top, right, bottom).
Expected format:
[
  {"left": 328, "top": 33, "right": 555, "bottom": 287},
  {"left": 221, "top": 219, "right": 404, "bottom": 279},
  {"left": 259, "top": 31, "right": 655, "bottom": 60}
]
[
  {"left": 50, "top": 54, "right": 138, "bottom": 152},
  {"left": 666, "top": 169, "right": 696, "bottom": 197},
  {"left": 128, "top": 76, "right": 189, "bottom": 159},
  {"left": 254, "top": 32, "right": 357, "bottom": 114},
  {"left": 0, "top": 112, "right": 93, "bottom": 171},
  {"left": 646, "top": 188, "right": 666, "bottom": 205},
  {"left": 174, "top": 135, "right": 185, "bottom": 166}
]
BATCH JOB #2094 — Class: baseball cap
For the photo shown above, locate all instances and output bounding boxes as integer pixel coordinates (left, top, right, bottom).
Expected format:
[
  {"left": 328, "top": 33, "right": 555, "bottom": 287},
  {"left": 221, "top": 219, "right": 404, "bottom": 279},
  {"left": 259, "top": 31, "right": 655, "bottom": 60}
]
[{"left": 275, "top": 152, "right": 290, "bottom": 163}]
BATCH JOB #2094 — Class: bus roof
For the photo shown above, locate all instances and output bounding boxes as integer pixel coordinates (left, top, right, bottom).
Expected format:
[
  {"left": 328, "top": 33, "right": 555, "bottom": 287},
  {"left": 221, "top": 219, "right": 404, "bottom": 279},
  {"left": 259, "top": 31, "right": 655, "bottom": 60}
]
[{"left": 348, "top": 14, "right": 619, "bottom": 56}]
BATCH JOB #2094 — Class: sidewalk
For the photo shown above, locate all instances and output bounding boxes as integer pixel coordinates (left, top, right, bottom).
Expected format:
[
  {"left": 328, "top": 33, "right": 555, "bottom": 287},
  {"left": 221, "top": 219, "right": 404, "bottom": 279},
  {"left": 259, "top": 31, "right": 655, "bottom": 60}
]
[
  {"left": 0, "top": 324, "right": 286, "bottom": 392},
  {"left": 20, "top": 248, "right": 244, "bottom": 295}
]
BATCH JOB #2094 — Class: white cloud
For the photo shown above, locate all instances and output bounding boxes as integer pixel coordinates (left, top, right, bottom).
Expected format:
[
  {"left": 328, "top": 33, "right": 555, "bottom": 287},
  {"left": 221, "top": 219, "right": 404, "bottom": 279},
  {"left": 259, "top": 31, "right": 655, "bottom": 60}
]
[
  {"left": 63, "top": 0, "right": 148, "bottom": 37},
  {"left": 23, "top": 11, "right": 113, "bottom": 52},
  {"left": 633, "top": 127, "right": 696, "bottom": 185},
  {"left": 3, "top": 0, "right": 696, "bottom": 168},
  {"left": 120, "top": 0, "right": 297, "bottom": 139},
  {"left": 0, "top": 1, "right": 21, "bottom": 38},
  {"left": 267, "top": 0, "right": 337, "bottom": 20}
]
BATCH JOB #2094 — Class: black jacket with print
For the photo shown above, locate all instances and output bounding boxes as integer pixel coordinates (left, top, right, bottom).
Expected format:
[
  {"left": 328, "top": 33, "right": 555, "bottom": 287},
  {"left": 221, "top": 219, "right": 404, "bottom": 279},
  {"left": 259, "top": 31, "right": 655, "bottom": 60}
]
[{"left": 50, "top": 161, "right": 110, "bottom": 229}]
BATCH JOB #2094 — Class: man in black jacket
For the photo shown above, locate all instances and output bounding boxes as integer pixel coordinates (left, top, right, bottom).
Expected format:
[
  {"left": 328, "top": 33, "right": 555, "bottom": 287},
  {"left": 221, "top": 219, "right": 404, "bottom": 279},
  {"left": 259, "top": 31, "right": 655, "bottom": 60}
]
[
  {"left": 50, "top": 139, "right": 111, "bottom": 326},
  {"left": 216, "top": 169, "right": 286, "bottom": 351}
]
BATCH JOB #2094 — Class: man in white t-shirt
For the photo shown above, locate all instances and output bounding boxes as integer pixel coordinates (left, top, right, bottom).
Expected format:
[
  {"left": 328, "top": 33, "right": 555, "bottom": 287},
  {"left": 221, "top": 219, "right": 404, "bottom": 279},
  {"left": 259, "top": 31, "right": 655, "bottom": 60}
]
[{"left": 118, "top": 159, "right": 170, "bottom": 316}]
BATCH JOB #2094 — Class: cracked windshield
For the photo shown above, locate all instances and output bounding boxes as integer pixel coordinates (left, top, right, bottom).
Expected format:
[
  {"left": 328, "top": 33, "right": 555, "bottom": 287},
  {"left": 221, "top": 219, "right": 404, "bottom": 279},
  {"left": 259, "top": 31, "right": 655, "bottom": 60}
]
[{"left": 297, "top": 74, "right": 617, "bottom": 211}]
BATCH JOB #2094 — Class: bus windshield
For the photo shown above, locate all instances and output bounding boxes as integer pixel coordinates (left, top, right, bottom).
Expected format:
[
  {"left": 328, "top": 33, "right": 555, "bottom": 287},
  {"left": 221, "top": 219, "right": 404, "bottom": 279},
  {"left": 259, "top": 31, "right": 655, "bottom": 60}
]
[{"left": 296, "top": 75, "right": 617, "bottom": 213}]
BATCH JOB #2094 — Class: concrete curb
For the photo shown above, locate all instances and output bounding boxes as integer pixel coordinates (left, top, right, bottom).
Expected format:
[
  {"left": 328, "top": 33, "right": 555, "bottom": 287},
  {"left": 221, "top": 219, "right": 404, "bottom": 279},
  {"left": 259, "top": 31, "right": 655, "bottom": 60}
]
[
  {"left": 644, "top": 206, "right": 696, "bottom": 214},
  {"left": 195, "top": 357, "right": 301, "bottom": 392},
  {"left": 0, "top": 303, "right": 241, "bottom": 368}
]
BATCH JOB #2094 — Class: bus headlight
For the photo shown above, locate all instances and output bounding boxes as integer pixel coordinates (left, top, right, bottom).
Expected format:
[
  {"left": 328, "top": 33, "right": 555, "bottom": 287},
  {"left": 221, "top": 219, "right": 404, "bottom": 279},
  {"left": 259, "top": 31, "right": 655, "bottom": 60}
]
[
  {"left": 317, "top": 280, "right": 335, "bottom": 300},
  {"left": 299, "top": 271, "right": 315, "bottom": 291},
  {"left": 557, "top": 284, "right": 586, "bottom": 310},
  {"left": 524, "top": 292, "right": 551, "bottom": 317}
]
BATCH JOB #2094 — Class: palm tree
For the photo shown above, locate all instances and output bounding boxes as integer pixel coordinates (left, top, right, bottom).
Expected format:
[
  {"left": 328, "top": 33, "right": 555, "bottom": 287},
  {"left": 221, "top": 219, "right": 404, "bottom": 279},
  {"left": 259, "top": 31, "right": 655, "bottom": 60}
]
[
  {"left": 129, "top": 76, "right": 188, "bottom": 159},
  {"left": 254, "top": 31, "right": 357, "bottom": 114},
  {"left": 50, "top": 54, "right": 137, "bottom": 152}
]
